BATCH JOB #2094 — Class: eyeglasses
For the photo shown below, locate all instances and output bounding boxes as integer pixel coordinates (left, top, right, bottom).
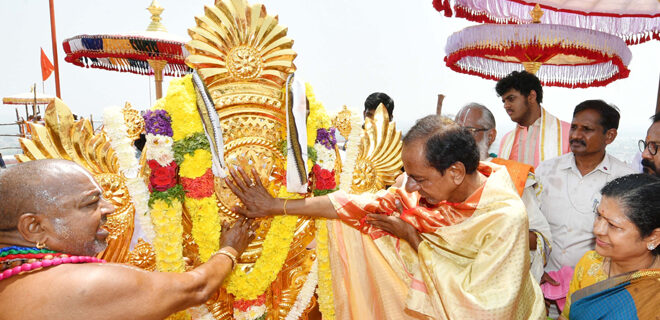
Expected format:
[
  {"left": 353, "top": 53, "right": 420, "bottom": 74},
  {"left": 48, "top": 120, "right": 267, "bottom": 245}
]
[
  {"left": 463, "top": 127, "right": 491, "bottom": 134},
  {"left": 638, "top": 140, "right": 658, "bottom": 156}
]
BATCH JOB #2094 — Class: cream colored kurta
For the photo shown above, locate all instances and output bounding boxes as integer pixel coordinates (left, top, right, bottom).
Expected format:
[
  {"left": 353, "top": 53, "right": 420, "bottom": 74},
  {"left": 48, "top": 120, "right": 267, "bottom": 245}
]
[{"left": 326, "top": 163, "right": 545, "bottom": 319}]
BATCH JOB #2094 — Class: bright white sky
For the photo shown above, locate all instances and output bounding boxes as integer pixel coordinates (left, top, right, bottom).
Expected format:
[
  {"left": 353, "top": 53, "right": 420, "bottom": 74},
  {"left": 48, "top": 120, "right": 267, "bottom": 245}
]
[{"left": 1, "top": 0, "right": 658, "bottom": 156}]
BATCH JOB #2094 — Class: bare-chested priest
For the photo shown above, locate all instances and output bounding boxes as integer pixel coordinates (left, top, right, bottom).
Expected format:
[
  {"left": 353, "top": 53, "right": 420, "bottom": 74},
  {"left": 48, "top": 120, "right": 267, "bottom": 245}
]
[{"left": 0, "top": 159, "right": 256, "bottom": 320}]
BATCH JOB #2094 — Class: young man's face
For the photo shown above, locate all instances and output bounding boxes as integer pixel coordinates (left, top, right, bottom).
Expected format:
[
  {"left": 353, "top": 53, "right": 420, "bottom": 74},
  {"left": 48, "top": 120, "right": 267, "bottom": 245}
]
[{"left": 501, "top": 88, "right": 533, "bottom": 125}]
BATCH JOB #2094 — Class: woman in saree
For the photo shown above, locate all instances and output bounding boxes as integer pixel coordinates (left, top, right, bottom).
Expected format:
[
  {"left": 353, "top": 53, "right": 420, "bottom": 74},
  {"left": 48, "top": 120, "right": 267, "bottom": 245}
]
[{"left": 560, "top": 174, "right": 660, "bottom": 320}]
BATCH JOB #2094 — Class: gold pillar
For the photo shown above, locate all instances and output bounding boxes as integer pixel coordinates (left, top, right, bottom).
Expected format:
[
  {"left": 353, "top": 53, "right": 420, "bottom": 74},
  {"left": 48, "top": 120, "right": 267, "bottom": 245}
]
[{"left": 148, "top": 59, "right": 167, "bottom": 99}]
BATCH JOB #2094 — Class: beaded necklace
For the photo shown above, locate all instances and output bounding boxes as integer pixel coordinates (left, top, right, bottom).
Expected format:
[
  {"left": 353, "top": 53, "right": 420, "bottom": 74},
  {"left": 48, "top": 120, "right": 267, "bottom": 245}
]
[{"left": 0, "top": 246, "right": 106, "bottom": 281}]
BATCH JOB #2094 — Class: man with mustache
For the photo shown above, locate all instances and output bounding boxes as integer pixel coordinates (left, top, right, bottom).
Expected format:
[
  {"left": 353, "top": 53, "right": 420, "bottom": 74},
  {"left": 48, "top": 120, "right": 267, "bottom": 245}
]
[
  {"left": 0, "top": 159, "right": 257, "bottom": 320},
  {"left": 535, "top": 100, "right": 634, "bottom": 316},
  {"left": 496, "top": 71, "right": 571, "bottom": 167},
  {"left": 455, "top": 103, "right": 552, "bottom": 282},
  {"left": 640, "top": 112, "right": 660, "bottom": 176}
]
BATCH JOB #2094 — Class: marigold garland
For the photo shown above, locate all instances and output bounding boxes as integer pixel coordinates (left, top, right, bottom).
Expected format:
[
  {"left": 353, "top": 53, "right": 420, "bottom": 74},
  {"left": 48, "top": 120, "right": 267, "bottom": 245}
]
[
  {"left": 184, "top": 196, "right": 221, "bottom": 261},
  {"left": 165, "top": 76, "right": 203, "bottom": 141},
  {"left": 179, "top": 149, "right": 213, "bottom": 179},
  {"left": 150, "top": 198, "right": 186, "bottom": 272},
  {"left": 223, "top": 214, "right": 299, "bottom": 300},
  {"left": 315, "top": 218, "right": 335, "bottom": 320},
  {"left": 144, "top": 106, "right": 187, "bottom": 279},
  {"left": 305, "top": 83, "right": 331, "bottom": 146},
  {"left": 162, "top": 75, "right": 220, "bottom": 266}
]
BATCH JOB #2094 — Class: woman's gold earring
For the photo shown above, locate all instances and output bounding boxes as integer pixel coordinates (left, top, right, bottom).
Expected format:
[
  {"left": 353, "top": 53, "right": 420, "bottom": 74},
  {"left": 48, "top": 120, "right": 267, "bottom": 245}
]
[{"left": 36, "top": 241, "right": 46, "bottom": 249}]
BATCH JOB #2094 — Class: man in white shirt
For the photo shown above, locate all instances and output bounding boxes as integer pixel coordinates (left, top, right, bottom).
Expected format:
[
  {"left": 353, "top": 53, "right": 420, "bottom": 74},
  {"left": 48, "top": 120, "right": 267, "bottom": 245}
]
[
  {"left": 536, "top": 100, "right": 634, "bottom": 317},
  {"left": 537, "top": 100, "right": 634, "bottom": 272},
  {"left": 455, "top": 103, "right": 552, "bottom": 282}
]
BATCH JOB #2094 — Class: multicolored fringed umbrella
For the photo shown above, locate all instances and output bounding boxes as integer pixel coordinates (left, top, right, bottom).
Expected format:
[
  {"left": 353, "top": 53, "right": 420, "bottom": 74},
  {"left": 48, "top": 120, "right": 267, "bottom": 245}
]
[
  {"left": 433, "top": 0, "right": 660, "bottom": 45},
  {"left": 62, "top": 0, "right": 190, "bottom": 98},
  {"left": 445, "top": 23, "right": 632, "bottom": 88}
]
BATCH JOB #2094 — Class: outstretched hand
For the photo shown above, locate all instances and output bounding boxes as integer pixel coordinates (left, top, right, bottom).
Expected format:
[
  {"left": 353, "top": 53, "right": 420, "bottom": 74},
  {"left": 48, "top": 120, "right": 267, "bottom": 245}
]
[
  {"left": 219, "top": 217, "right": 259, "bottom": 255},
  {"left": 224, "top": 167, "right": 279, "bottom": 218}
]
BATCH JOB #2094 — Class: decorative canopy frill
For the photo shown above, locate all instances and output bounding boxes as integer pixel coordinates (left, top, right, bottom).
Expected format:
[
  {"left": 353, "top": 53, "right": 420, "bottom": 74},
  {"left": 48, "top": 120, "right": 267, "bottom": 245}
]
[
  {"left": 62, "top": 32, "right": 191, "bottom": 77},
  {"left": 445, "top": 23, "right": 632, "bottom": 88},
  {"left": 2, "top": 92, "right": 56, "bottom": 105},
  {"left": 433, "top": 0, "right": 660, "bottom": 45}
]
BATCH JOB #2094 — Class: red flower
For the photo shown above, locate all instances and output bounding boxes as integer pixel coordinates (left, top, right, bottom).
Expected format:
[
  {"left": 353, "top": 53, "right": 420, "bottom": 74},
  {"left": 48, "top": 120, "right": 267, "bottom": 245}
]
[
  {"left": 148, "top": 160, "right": 178, "bottom": 192},
  {"left": 312, "top": 165, "right": 336, "bottom": 190},
  {"left": 181, "top": 169, "right": 215, "bottom": 198}
]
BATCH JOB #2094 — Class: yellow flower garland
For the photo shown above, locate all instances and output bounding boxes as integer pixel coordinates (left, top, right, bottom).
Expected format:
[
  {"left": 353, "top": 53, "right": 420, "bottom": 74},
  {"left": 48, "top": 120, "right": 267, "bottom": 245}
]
[
  {"left": 163, "top": 75, "right": 220, "bottom": 264},
  {"left": 184, "top": 196, "right": 221, "bottom": 262},
  {"left": 315, "top": 218, "right": 335, "bottom": 320},
  {"left": 165, "top": 76, "right": 203, "bottom": 141},
  {"left": 179, "top": 149, "right": 213, "bottom": 179},
  {"left": 150, "top": 199, "right": 186, "bottom": 272},
  {"left": 223, "top": 214, "right": 299, "bottom": 300},
  {"left": 305, "top": 83, "right": 331, "bottom": 146}
]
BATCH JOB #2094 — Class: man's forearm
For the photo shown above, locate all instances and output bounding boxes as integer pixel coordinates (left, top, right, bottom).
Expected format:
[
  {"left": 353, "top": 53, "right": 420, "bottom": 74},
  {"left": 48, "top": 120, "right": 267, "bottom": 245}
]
[{"left": 268, "top": 196, "right": 339, "bottom": 219}]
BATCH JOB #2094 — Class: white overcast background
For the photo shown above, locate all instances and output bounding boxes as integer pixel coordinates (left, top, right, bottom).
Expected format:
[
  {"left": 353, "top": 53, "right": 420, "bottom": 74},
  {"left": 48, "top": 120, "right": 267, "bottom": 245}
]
[{"left": 1, "top": 0, "right": 658, "bottom": 160}]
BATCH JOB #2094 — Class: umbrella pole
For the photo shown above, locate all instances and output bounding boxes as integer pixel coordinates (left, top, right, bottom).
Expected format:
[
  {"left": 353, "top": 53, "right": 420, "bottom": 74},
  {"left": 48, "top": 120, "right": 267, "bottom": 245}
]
[
  {"left": 148, "top": 59, "right": 167, "bottom": 99},
  {"left": 49, "top": 0, "right": 62, "bottom": 98}
]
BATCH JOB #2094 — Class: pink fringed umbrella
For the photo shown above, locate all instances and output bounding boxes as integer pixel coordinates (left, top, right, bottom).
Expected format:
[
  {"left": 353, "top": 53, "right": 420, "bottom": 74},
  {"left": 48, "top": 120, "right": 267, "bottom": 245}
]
[
  {"left": 434, "top": 0, "right": 660, "bottom": 45},
  {"left": 445, "top": 23, "right": 632, "bottom": 88}
]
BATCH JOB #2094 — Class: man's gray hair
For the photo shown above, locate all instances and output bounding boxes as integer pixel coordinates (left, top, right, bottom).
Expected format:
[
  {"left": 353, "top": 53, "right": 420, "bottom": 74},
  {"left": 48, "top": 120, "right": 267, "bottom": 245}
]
[{"left": 458, "top": 103, "right": 496, "bottom": 129}]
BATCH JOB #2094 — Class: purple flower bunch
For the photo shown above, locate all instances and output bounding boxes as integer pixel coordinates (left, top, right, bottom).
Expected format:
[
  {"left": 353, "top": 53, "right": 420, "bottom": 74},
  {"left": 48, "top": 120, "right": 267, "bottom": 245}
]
[
  {"left": 316, "top": 127, "right": 337, "bottom": 150},
  {"left": 144, "top": 109, "right": 173, "bottom": 137}
]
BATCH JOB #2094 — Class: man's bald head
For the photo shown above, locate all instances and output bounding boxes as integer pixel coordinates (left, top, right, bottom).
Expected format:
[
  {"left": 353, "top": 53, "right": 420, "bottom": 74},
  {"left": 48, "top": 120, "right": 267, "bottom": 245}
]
[
  {"left": 455, "top": 103, "right": 497, "bottom": 160},
  {"left": 0, "top": 159, "right": 89, "bottom": 230},
  {"left": 455, "top": 103, "right": 496, "bottom": 130}
]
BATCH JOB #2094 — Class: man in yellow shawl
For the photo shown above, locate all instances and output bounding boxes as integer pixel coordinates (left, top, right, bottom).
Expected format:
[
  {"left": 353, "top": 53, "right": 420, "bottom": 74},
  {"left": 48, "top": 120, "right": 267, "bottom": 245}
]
[{"left": 226, "top": 115, "right": 545, "bottom": 319}]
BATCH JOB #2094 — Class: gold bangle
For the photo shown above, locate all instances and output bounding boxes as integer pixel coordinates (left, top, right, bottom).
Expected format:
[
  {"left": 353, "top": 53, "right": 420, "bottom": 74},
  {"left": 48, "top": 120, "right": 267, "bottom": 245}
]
[
  {"left": 212, "top": 247, "right": 237, "bottom": 268},
  {"left": 283, "top": 199, "right": 289, "bottom": 215}
]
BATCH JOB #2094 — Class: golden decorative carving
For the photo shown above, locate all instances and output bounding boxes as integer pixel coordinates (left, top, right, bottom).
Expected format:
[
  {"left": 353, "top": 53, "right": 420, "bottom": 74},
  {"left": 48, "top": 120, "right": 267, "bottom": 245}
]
[
  {"left": 332, "top": 105, "right": 353, "bottom": 140},
  {"left": 146, "top": 0, "right": 167, "bottom": 32},
  {"left": 351, "top": 104, "right": 403, "bottom": 194},
  {"left": 15, "top": 99, "right": 135, "bottom": 263},
  {"left": 127, "top": 239, "right": 157, "bottom": 271},
  {"left": 186, "top": 0, "right": 296, "bottom": 111},
  {"left": 186, "top": 1, "right": 318, "bottom": 318},
  {"left": 530, "top": 3, "right": 544, "bottom": 24},
  {"left": 122, "top": 102, "right": 145, "bottom": 141}
]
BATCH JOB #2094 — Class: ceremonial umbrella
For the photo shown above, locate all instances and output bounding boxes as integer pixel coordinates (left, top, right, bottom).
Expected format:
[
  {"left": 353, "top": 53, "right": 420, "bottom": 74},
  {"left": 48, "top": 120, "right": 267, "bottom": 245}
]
[
  {"left": 3, "top": 91, "right": 56, "bottom": 119},
  {"left": 434, "top": 0, "right": 660, "bottom": 45},
  {"left": 62, "top": 0, "right": 189, "bottom": 99},
  {"left": 445, "top": 22, "right": 632, "bottom": 88},
  {"left": 2, "top": 91, "right": 56, "bottom": 106}
]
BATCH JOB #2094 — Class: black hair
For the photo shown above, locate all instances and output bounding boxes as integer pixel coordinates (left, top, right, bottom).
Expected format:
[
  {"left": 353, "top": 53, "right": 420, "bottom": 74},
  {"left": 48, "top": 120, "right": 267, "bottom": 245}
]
[
  {"left": 495, "top": 71, "right": 543, "bottom": 104},
  {"left": 601, "top": 174, "right": 660, "bottom": 255},
  {"left": 364, "top": 92, "right": 394, "bottom": 119},
  {"left": 403, "top": 115, "right": 479, "bottom": 174},
  {"left": 573, "top": 100, "right": 620, "bottom": 132},
  {"left": 651, "top": 112, "right": 660, "bottom": 123}
]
